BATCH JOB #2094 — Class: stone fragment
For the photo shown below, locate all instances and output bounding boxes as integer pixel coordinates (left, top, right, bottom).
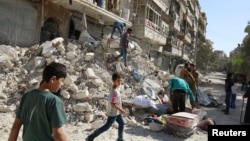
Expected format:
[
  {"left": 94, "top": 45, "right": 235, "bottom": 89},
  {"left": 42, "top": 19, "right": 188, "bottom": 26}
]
[
  {"left": 91, "top": 119, "right": 104, "bottom": 129},
  {"left": 66, "top": 51, "right": 77, "bottom": 60},
  {"left": 86, "top": 68, "right": 97, "bottom": 78},
  {"left": 73, "top": 102, "right": 92, "bottom": 112},
  {"left": 85, "top": 52, "right": 95, "bottom": 61},
  {"left": 72, "top": 88, "right": 89, "bottom": 99},
  {"left": 92, "top": 78, "right": 103, "bottom": 87},
  {"left": 41, "top": 41, "right": 55, "bottom": 57},
  {"left": 34, "top": 57, "right": 46, "bottom": 68},
  {"left": 62, "top": 90, "right": 70, "bottom": 99}
]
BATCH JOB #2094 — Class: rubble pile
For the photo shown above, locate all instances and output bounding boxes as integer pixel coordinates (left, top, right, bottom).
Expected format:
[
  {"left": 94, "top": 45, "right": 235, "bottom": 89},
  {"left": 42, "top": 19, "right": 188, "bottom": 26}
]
[{"left": 0, "top": 37, "right": 171, "bottom": 127}]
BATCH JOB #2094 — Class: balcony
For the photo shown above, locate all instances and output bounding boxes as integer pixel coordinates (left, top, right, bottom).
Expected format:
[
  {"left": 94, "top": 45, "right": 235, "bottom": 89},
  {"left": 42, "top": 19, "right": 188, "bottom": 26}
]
[
  {"left": 163, "top": 46, "right": 182, "bottom": 57},
  {"left": 50, "top": 0, "right": 132, "bottom": 26},
  {"left": 183, "top": 33, "right": 192, "bottom": 44},
  {"left": 164, "top": 37, "right": 182, "bottom": 57},
  {"left": 184, "top": 14, "right": 193, "bottom": 27},
  {"left": 171, "top": 18, "right": 181, "bottom": 32},
  {"left": 167, "top": 36, "right": 178, "bottom": 46},
  {"left": 132, "top": 19, "right": 166, "bottom": 45},
  {"left": 187, "top": 0, "right": 194, "bottom": 12},
  {"left": 182, "top": 45, "right": 192, "bottom": 60}
]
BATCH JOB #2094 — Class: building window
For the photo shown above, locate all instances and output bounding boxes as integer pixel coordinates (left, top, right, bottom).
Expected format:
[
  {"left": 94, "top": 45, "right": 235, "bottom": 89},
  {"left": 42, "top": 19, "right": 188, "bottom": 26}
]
[{"left": 146, "top": 6, "right": 161, "bottom": 32}]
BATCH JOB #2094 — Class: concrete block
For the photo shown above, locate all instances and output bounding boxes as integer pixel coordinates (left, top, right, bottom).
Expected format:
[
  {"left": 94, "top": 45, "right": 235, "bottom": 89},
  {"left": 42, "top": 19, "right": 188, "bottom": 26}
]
[
  {"left": 84, "top": 112, "right": 95, "bottom": 123},
  {"left": 42, "top": 41, "right": 55, "bottom": 57},
  {"left": 91, "top": 119, "right": 104, "bottom": 129},
  {"left": 72, "top": 88, "right": 89, "bottom": 99},
  {"left": 86, "top": 68, "right": 97, "bottom": 78},
  {"left": 67, "top": 43, "right": 78, "bottom": 51},
  {"left": 66, "top": 51, "right": 77, "bottom": 60},
  {"left": 109, "top": 39, "right": 120, "bottom": 49},
  {"left": 34, "top": 57, "right": 45, "bottom": 68},
  {"left": 69, "top": 83, "right": 79, "bottom": 93},
  {"left": 61, "top": 90, "right": 70, "bottom": 99},
  {"left": 29, "top": 79, "right": 39, "bottom": 86},
  {"left": 116, "top": 63, "right": 122, "bottom": 73},
  {"left": 73, "top": 102, "right": 92, "bottom": 112},
  {"left": 85, "top": 52, "right": 95, "bottom": 61},
  {"left": 52, "top": 37, "right": 64, "bottom": 48},
  {"left": 92, "top": 78, "right": 103, "bottom": 87},
  {"left": 113, "top": 51, "right": 120, "bottom": 56}
]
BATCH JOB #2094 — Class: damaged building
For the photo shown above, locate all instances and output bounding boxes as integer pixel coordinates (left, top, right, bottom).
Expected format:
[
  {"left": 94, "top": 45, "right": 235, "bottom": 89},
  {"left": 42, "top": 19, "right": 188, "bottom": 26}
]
[{"left": 0, "top": 0, "right": 207, "bottom": 73}]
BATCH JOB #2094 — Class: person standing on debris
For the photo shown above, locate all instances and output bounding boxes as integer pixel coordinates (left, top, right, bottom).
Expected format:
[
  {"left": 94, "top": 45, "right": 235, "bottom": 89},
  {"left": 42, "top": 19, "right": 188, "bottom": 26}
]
[
  {"left": 86, "top": 72, "right": 126, "bottom": 141},
  {"left": 110, "top": 21, "right": 126, "bottom": 39},
  {"left": 222, "top": 73, "right": 234, "bottom": 115},
  {"left": 190, "top": 64, "right": 199, "bottom": 103},
  {"left": 243, "top": 86, "right": 250, "bottom": 124},
  {"left": 115, "top": 28, "right": 132, "bottom": 67},
  {"left": 180, "top": 63, "right": 197, "bottom": 102},
  {"left": 8, "top": 62, "right": 68, "bottom": 141},
  {"left": 167, "top": 77, "right": 197, "bottom": 113}
]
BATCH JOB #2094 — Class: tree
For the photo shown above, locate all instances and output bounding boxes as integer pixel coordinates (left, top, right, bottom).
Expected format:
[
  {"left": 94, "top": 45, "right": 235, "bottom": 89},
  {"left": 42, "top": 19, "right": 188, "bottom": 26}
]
[
  {"left": 196, "top": 41, "right": 215, "bottom": 70},
  {"left": 228, "top": 53, "right": 244, "bottom": 73},
  {"left": 242, "top": 23, "right": 250, "bottom": 72},
  {"left": 228, "top": 22, "right": 250, "bottom": 76}
]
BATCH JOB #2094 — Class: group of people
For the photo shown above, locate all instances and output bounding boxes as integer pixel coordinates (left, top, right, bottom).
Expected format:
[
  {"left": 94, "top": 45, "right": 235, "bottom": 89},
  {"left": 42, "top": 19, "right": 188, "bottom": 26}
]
[
  {"left": 8, "top": 21, "right": 250, "bottom": 141},
  {"left": 6, "top": 62, "right": 200, "bottom": 141},
  {"left": 223, "top": 72, "right": 250, "bottom": 124},
  {"left": 8, "top": 62, "right": 128, "bottom": 141},
  {"left": 110, "top": 21, "right": 132, "bottom": 67},
  {"left": 8, "top": 21, "right": 132, "bottom": 141},
  {"left": 167, "top": 63, "right": 199, "bottom": 113}
]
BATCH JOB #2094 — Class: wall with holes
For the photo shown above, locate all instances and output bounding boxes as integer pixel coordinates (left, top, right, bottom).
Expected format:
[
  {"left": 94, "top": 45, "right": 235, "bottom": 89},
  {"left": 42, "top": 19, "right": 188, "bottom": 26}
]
[{"left": 0, "top": 0, "right": 38, "bottom": 47}]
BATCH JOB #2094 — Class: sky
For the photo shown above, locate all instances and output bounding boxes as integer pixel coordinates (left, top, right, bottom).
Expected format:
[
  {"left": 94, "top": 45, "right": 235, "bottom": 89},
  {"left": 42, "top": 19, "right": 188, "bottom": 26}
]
[{"left": 199, "top": 0, "right": 250, "bottom": 57}]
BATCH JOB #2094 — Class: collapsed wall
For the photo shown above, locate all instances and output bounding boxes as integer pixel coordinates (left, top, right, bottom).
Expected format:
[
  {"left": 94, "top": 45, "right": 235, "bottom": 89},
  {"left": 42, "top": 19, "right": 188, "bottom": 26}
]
[{"left": 0, "top": 37, "right": 171, "bottom": 126}]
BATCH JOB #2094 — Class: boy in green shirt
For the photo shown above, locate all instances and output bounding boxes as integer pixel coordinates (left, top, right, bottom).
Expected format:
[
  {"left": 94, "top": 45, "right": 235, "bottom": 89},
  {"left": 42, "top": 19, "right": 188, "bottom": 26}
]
[{"left": 8, "top": 62, "right": 68, "bottom": 141}]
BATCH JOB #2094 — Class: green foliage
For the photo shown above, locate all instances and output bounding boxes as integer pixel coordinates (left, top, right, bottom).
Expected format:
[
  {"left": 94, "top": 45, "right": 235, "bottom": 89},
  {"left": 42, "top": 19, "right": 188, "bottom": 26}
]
[
  {"left": 229, "top": 54, "right": 244, "bottom": 73},
  {"left": 229, "top": 23, "right": 250, "bottom": 74},
  {"left": 196, "top": 42, "right": 214, "bottom": 70}
]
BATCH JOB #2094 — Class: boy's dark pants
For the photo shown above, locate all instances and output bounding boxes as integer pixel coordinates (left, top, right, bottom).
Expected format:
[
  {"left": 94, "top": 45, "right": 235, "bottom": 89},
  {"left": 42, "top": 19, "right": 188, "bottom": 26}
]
[
  {"left": 87, "top": 114, "right": 124, "bottom": 140},
  {"left": 225, "top": 92, "right": 232, "bottom": 113},
  {"left": 172, "top": 89, "right": 186, "bottom": 113}
]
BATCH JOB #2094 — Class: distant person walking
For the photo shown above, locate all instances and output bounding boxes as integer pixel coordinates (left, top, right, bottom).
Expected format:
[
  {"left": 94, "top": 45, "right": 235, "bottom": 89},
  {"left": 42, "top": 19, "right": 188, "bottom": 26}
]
[
  {"left": 115, "top": 28, "right": 132, "bottom": 67},
  {"left": 86, "top": 73, "right": 126, "bottom": 141},
  {"left": 110, "top": 21, "right": 126, "bottom": 39},
  {"left": 222, "top": 73, "right": 234, "bottom": 115},
  {"left": 230, "top": 79, "right": 238, "bottom": 109}
]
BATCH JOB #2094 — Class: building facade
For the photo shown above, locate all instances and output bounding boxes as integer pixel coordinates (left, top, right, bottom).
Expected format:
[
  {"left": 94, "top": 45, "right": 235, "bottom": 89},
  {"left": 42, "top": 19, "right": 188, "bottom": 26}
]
[{"left": 0, "top": 0, "right": 207, "bottom": 73}]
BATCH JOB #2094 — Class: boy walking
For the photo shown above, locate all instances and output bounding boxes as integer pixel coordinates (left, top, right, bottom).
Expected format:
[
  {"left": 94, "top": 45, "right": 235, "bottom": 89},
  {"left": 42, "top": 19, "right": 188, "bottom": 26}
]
[
  {"left": 230, "top": 80, "right": 238, "bottom": 108},
  {"left": 8, "top": 62, "right": 68, "bottom": 141},
  {"left": 86, "top": 72, "right": 126, "bottom": 141}
]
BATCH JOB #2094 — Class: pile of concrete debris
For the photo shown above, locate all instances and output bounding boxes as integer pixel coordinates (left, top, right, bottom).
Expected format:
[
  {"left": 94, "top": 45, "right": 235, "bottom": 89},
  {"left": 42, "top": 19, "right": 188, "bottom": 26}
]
[{"left": 0, "top": 37, "right": 171, "bottom": 128}]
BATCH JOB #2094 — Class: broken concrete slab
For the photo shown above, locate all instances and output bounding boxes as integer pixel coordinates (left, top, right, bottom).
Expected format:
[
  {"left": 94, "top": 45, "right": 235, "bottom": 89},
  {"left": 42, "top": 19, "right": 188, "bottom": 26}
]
[{"left": 73, "top": 102, "right": 92, "bottom": 112}]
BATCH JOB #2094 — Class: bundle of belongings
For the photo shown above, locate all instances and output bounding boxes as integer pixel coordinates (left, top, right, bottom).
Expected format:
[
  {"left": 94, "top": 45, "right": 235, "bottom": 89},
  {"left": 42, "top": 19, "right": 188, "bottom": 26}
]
[
  {"left": 164, "top": 112, "right": 199, "bottom": 138},
  {"left": 124, "top": 94, "right": 171, "bottom": 116}
]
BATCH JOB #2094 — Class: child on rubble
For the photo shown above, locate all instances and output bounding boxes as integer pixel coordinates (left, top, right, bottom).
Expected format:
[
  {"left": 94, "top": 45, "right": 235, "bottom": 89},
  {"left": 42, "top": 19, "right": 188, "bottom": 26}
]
[
  {"left": 86, "top": 72, "right": 126, "bottom": 141},
  {"left": 8, "top": 62, "right": 68, "bottom": 141}
]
